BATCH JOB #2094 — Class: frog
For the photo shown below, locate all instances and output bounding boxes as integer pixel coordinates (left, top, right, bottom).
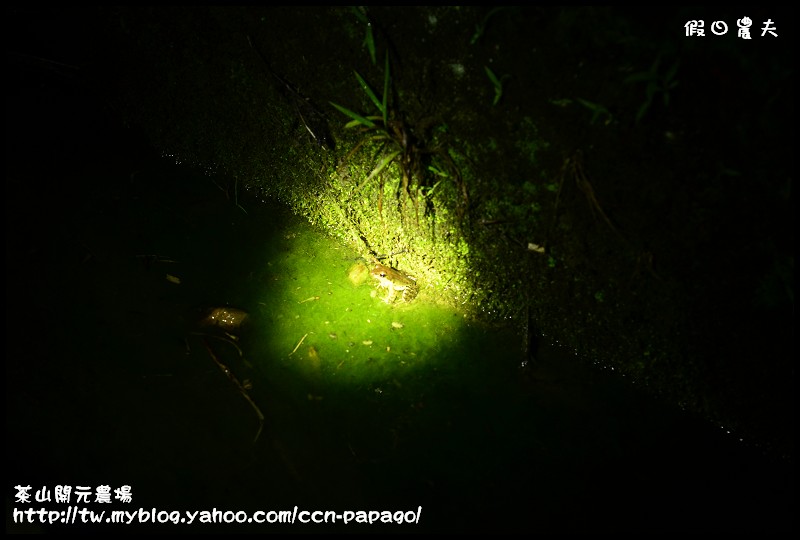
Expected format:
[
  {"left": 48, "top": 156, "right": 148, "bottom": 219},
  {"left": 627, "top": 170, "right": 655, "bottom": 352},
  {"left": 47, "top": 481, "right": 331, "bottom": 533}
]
[{"left": 370, "top": 260, "right": 418, "bottom": 303}]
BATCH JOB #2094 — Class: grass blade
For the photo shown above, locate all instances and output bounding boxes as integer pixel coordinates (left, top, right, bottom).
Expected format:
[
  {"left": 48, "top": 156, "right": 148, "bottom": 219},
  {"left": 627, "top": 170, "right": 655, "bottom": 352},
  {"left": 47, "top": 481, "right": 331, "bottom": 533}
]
[
  {"left": 484, "top": 65, "right": 501, "bottom": 87},
  {"left": 329, "top": 101, "right": 376, "bottom": 128},
  {"left": 382, "top": 52, "right": 390, "bottom": 126},
  {"left": 366, "top": 149, "right": 402, "bottom": 182},
  {"left": 354, "top": 71, "right": 384, "bottom": 116}
]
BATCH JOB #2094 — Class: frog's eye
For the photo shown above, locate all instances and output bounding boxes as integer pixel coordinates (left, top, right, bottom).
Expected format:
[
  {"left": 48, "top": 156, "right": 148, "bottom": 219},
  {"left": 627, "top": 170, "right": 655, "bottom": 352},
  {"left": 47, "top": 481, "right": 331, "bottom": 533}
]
[{"left": 379, "top": 272, "right": 387, "bottom": 277}]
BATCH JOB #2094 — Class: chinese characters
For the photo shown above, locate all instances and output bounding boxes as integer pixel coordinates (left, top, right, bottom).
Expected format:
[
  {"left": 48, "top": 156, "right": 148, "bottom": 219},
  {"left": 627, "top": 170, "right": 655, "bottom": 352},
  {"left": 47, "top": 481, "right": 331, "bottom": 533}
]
[
  {"left": 14, "top": 484, "right": 133, "bottom": 504},
  {"left": 685, "top": 18, "right": 778, "bottom": 38}
]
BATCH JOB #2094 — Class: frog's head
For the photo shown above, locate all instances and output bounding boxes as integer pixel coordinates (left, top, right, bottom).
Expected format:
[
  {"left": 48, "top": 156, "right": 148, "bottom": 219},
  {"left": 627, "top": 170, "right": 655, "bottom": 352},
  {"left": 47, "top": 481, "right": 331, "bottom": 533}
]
[{"left": 370, "top": 258, "right": 388, "bottom": 276}]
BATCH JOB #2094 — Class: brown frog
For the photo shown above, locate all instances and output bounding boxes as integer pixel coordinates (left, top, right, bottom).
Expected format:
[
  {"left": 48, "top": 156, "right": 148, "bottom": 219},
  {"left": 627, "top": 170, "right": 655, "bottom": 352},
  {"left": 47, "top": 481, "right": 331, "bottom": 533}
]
[{"left": 370, "top": 260, "right": 418, "bottom": 303}]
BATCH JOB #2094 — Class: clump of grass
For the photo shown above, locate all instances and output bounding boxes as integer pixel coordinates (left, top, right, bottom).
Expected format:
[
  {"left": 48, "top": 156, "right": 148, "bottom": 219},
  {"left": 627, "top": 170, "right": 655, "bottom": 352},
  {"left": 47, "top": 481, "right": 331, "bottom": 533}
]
[
  {"left": 330, "top": 53, "right": 466, "bottom": 226},
  {"left": 624, "top": 53, "right": 679, "bottom": 124}
]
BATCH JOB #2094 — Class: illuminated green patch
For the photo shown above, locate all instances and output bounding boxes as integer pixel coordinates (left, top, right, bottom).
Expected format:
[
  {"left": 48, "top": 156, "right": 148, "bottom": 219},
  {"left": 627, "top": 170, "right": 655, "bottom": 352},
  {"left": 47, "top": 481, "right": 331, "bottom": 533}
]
[{"left": 245, "top": 220, "right": 485, "bottom": 402}]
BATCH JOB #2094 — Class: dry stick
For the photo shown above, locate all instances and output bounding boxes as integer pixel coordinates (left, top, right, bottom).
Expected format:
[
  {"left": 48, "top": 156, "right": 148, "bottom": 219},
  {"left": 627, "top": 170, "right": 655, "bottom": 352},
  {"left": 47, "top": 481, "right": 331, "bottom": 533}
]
[
  {"left": 289, "top": 333, "right": 308, "bottom": 356},
  {"left": 571, "top": 151, "right": 626, "bottom": 242},
  {"left": 201, "top": 338, "right": 264, "bottom": 443}
]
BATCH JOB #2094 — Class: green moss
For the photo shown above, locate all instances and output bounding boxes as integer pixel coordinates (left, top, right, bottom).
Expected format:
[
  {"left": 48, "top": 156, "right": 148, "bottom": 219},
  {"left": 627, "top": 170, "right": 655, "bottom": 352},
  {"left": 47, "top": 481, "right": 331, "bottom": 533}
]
[{"left": 515, "top": 116, "right": 549, "bottom": 166}]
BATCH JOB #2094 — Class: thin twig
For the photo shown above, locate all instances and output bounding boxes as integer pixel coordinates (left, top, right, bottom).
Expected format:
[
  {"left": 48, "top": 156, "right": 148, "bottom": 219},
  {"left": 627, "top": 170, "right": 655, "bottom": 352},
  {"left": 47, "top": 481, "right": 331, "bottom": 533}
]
[
  {"left": 201, "top": 338, "right": 264, "bottom": 443},
  {"left": 290, "top": 333, "right": 308, "bottom": 356},
  {"left": 572, "top": 154, "right": 619, "bottom": 237}
]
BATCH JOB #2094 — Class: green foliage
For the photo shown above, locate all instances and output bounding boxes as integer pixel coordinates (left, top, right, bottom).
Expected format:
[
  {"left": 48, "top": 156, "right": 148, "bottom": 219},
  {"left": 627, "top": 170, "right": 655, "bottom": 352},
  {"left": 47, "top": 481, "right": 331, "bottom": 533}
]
[
  {"left": 329, "top": 53, "right": 390, "bottom": 130},
  {"left": 329, "top": 53, "right": 407, "bottom": 198},
  {"left": 484, "top": 66, "right": 509, "bottom": 106},
  {"left": 330, "top": 52, "right": 467, "bottom": 232},
  {"left": 350, "top": 6, "right": 376, "bottom": 65},
  {"left": 514, "top": 116, "right": 549, "bottom": 165},
  {"left": 456, "top": 239, "right": 470, "bottom": 256},
  {"left": 624, "top": 54, "right": 680, "bottom": 124},
  {"left": 470, "top": 7, "right": 506, "bottom": 45},
  {"left": 329, "top": 101, "right": 377, "bottom": 129},
  {"left": 427, "top": 165, "right": 449, "bottom": 178},
  {"left": 575, "top": 98, "right": 614, "bottom": 125}
]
